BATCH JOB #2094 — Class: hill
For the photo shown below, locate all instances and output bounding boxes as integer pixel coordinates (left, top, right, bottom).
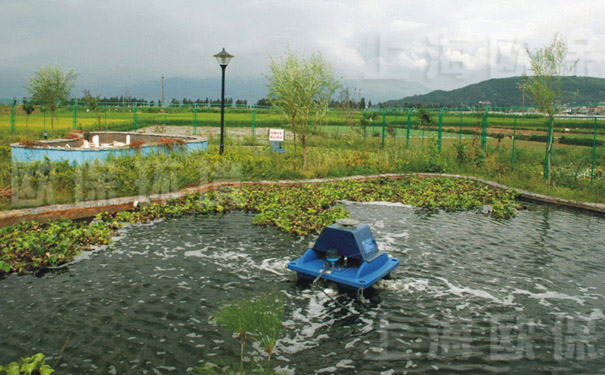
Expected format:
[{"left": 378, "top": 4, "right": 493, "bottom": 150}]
[{"left": 384, "top": 76, "right": 605, "bottom": 107}]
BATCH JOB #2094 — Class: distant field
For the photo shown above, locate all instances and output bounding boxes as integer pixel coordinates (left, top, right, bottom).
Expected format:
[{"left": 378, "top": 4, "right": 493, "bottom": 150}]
[{"left": 0, "top": 106, "right": 603, "bottom": 144}]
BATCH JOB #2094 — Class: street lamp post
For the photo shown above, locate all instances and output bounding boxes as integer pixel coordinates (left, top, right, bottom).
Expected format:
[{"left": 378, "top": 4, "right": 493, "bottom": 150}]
[{"left": 213, "top": 48, "right": 234, "bottom": 155}]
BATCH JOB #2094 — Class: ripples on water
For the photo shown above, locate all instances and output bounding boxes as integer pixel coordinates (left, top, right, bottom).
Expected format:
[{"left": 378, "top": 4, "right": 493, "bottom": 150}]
[{"left": 0, "top": 204, "right": 604, "bottom": 374}]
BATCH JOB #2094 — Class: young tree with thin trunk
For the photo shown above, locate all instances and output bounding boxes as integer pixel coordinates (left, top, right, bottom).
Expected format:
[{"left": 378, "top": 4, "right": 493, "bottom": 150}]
[
  {"left": 24, "top": 65, "right": 78, "bottom": 131},
  {"left": 83, "top": 89, "right": 101, "bottom": 128},
  {"left": 266, "top": 50, "right": 339, "bottom": 171},
  {"left": 21, "top": 100, "right": 35, "bottom": 130},
  {"left": 523, "top": 33, "right": 577, "bottom": 181}
]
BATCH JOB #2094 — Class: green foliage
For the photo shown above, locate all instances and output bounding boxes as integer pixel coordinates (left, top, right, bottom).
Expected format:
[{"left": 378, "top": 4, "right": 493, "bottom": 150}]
[
  {"left": 266, "top": 49, "right": 340, "bottom": 170},
  {"left": 0, "top": 219, "right": 117, "bottom": 274},
  {"left": 529, "top": 134, "right": 549, "bottom": 143},
  {"left": 4, "top": 173, "right": 521, "bottom": 273},
  {"left": 559, "top": 136, "right": 602, "bottom": 147},
  {"left": 416, "top": 108, "right": 433, "bottom": 125},
  {"left": 523, "top": 33, "right": 578, "bottom": 180},
  {"left": 240, "top": 178, "right": 519, "bottom": 235},
  {"left": 0, "top": 353, "right": 54, "bottom": 375},
  {"left": 82, "top": 89, "right": 101, "bottom": 126},
  {"left": 24, "top": 65, "right": 78, "bottom": 130},
  {"left": 198, "top": 292, "right": 285, "bottom": 375}
]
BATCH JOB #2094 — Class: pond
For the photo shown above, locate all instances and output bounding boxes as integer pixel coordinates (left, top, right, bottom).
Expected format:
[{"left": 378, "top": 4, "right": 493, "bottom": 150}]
[{"left": 1, "top": 203, "right": 604, "bottom": 374}]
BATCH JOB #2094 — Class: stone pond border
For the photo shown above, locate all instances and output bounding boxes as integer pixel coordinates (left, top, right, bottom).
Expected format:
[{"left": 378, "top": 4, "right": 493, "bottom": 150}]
[{"left": 0, "top": 173, "right": 603, "bottom": 228}]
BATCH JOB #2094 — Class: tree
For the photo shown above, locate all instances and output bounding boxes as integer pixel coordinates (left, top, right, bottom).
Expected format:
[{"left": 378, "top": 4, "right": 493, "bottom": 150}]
[
  {"left": 266, "top": 49, "right": 339, "bottom": 171},
  {"left": 523, "top": 33, "right": 577, "bottom": 181},
  {"left": 416, "top": 107, "right": 433, "bottom": 125},
  {"left": 21, "top": 100, "right": 35, "bottom": 130},
  {"left": 83, "top": 89, "right": 101, "bottom": 128},
  {"left": 25, "top": 65, "right": 78, "bottom": 131},
  {"left": 339, "top": 87, "right": 363, "bottom": 135}
]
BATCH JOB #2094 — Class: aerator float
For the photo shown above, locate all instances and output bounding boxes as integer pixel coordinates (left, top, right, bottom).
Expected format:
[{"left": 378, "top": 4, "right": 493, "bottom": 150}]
[{"left": 287, "top": 219, "right": 400, "bottom": 290}]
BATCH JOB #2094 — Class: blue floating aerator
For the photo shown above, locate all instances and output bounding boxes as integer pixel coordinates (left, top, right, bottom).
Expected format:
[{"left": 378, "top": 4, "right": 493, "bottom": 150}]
[{"left": 287, "top": 219, "right": 400, "bottom": 290}]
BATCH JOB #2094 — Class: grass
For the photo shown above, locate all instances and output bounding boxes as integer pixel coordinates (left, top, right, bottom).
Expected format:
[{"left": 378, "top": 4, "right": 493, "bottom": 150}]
[
  {"left": 0, "top": 106, "right": 602, "bottom": 211},
  {"left": 1, "top": 105, "right": 603, "bottom": 140}
]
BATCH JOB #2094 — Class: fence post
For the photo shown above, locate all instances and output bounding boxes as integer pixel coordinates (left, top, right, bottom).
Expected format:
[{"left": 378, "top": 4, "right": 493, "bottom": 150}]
[
  {"left": 251, "top": 105, "right": 256, "bottom": 137},
  {"left": 406, "top": 109, "right": 411, "bottom": 147},
  {"left": 133, "top": 102, "right": 138, "bottom": 130},
  {"left": 381, "top": 108, "right": 386, "bottom": 148},
  {"left": 393, "top": 110, "right": 397, "bottom": 145},
  {"left": 10, "top": 98, "right": 16, "bottom": 135},
  {"left": 459, "top": 114, "right": 463, "bottom": 139},
  {"left": 193, "top": 104, "right": 198, "bottom": 135},
  {"left": 73, "top": 99, "right": 78, "bottom": 129},
  {"left": 438, "top": 107, "right": 444, "bottom": 152},
  {"left": 591, "top": 117, "right": 597, "bottom": 186},
  {"left": 481, "top": 106, "right": 490, "bottom": 150},
  {"left": 363, "top": 108, "right": 367, "bottom": 139},
  {"left": 43, "top": 108, "right": 46, "bottom": 133},
  {"left": 511, "top": 116, "right": 517, "bottom": 170}
]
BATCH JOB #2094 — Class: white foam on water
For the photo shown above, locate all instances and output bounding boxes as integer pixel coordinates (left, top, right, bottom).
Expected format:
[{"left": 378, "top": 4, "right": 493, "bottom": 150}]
[
  {"left": 511, "top": 288, "right": 586, "bottom": 306},
  {"left": 584, "top": 309, "right": 605, "bottom": 321},
  {"left": 345, "top": 337, "right": 361, "bottom": 349},
  {"left": 434, "top": 277, "right": 515, "bottom": 305},
  {"left": 256, "top": 257, "right": 289, "bottom": 276},
  {"left": 316, "top": 366, "right": 338, "bottom": 373},
  {"left": 374, "top": 278, "right": 431, "bottom": 293},
  {"left": 280, "top": 290, "right": 340, "bottom": 354},
  {"left": 335, "top": 359, "right": 354, "bottom": 369}
]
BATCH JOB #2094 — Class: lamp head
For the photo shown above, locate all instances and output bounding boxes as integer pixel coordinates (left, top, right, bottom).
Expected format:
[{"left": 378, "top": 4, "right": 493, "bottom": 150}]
[{"left": 214, "top": 48, "right": 234, "bottom": 67}]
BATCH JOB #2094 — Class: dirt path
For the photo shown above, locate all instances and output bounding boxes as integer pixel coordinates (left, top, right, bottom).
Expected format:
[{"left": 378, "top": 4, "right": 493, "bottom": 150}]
[{"left": 138, "top": 125, "right": 294, "bottom": 142}]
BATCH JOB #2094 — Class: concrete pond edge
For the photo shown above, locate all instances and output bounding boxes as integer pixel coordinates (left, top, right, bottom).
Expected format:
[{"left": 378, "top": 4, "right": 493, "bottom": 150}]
[{"left": 0, "top": 173, "right": 603, "bottom": 228}]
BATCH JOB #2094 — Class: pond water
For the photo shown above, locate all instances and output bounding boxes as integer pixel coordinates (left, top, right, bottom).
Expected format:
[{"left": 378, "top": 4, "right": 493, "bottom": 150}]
[{"left": 1, "top": 203, "right": 604, "bottom": 374}]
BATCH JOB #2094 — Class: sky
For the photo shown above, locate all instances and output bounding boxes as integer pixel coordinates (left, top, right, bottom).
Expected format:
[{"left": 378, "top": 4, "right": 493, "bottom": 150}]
[{"left": 1, "top": 0, "right": 605, "bottom": 101}]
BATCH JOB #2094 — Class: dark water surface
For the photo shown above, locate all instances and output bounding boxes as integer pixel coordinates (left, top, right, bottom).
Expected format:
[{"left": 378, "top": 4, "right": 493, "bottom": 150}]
[{"left": 1, "top": 203, "right": 604, "bottom": 374}]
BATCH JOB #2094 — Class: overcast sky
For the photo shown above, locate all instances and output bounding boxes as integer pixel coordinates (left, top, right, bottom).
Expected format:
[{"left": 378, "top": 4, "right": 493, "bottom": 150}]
[{"left": 1, "top": 0, "right": 605, "bottom": 99}]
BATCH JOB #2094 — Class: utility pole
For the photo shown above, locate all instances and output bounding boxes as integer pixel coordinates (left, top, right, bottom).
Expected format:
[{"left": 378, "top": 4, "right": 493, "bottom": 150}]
[{"left": 161, "top": 74, "right": 165, "bottom": 107}]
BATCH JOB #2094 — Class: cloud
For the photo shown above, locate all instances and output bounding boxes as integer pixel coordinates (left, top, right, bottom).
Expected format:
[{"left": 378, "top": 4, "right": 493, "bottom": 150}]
[
  {"left": 0, "top": 0, "right": 603, "bottom": 96},
  {"left": 390, "top": 20, "right": 425, "bottom": 32}
]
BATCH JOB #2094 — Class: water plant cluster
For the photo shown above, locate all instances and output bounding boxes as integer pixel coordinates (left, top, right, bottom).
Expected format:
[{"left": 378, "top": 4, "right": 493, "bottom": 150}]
[
  {"left": 0, "top": 219, "right": 116, "bottom": 274},
  {"left": 192, "top": 292, "right": 285, "bottom": 375},
  {"left": 0, "top": 353, "right": 54, "bottom": 375},
  {"left": 0, "top": 176, "right": 519, "bottom": 274},
  {"left": 241, "top": 177, "right": 519, "bottom": 234}
]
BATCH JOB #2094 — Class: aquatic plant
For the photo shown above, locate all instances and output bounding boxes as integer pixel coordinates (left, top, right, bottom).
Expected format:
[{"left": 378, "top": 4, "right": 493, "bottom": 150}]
[
  {"left": 196, "top": 292, "right": 285, "bottom": 375},
  {"left": 1, "top": 177, "right": 520, "bottom": 273},
  {"left": 239, "top": 177, "right": 520, "bottom": 235},
  {"left": 0, "top": 353, "right": 54, "bottom": 375},
  {"left": 0, "top": 219, "right": 117, "bottom": 274}
]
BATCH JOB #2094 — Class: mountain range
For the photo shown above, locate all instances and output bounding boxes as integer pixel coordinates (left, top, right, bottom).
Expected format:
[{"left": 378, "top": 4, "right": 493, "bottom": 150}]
[
  {"left": 0, "top": 76, "right": 431, "bottom": 104},
  {"left": 384, "top": 76, "right": 605, "bottom": 107}
]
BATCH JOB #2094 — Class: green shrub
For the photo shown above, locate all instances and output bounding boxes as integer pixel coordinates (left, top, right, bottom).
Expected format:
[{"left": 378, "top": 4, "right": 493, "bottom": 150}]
[{"left": 559, "top": 136, "right": 603, "bottom": 147}]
